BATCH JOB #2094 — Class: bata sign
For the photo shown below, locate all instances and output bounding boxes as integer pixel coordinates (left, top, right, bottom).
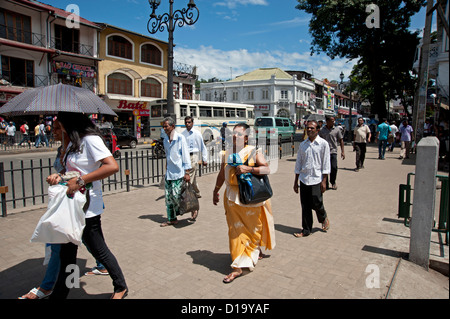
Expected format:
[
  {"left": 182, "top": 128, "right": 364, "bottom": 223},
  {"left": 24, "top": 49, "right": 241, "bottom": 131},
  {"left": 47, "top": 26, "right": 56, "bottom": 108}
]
[{"left": 117, "top": 100, "right": 150, "bottom": 116}]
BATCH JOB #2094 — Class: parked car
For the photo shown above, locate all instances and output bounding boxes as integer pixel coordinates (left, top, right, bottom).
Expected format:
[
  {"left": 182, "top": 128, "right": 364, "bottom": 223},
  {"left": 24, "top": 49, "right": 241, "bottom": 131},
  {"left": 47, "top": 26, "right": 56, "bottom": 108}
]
[
  {"left": 254, "top": 116, "right": 295, "bottom": 142},
  {"left": 113, "top": 128, "right": 138, "bottom": 148}
]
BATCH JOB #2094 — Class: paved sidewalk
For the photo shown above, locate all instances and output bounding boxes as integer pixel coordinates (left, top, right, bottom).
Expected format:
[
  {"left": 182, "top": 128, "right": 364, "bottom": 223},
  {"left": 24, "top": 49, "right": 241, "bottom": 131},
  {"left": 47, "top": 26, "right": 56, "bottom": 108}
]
[{"left": 0, "top": 144, "right": 448, "bottom": 300}]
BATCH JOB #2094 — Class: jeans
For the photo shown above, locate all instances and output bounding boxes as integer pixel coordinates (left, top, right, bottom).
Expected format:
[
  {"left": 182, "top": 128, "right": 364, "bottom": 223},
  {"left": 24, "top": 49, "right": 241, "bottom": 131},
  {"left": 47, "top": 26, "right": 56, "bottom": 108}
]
[
  {"left": 50, "top": 215, "right": 127, "bottom": 299},
  {"left": 40, "top": 244, "right": 61, "bottom": 291},
  {"left": 378, "top": 139, "right": 388, "bottom": 159},
  {"left": 299, "top": 181, "right": 327, "bottom": 236},
  {"left": 19, "top": 134, "right": 31, "bottom": 145}
]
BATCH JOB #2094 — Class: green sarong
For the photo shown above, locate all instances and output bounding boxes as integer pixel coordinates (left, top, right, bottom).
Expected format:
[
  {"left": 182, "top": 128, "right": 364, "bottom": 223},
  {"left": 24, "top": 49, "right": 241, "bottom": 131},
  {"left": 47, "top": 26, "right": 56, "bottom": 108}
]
[{"left": 165, "top": 178, "right": 183, "bottom": 221}]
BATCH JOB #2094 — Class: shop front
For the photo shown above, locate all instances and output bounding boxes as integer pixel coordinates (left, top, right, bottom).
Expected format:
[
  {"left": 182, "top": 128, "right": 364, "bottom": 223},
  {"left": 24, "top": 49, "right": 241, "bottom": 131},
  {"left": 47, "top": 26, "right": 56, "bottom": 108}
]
[
  {"left": 104, "top": 95, "right": 160, "bottom": 138},
  {"left": 51, "top": 60, "right": 96, "bottom": 91}
]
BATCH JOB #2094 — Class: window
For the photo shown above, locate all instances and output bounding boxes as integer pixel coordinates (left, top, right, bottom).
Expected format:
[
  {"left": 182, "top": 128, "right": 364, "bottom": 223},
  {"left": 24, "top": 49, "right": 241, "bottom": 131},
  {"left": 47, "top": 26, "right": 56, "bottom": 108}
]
[
  {"left": 141, "top": 78, "right": 161, "bottom": 98},
  {"left": 213, "top": 108, "right": 224, "bottom": 117},
  {"left": 180, "top": 105, "right": 188, "bottom": 117},
  {"left": 141, "top": 43, "right": 162, "bottom": 65},
  {"left": 107, "top": 73, "right": 132, "bottom": 95},
  {"left": 54, "top": 24, "right": 79, "bottom": 53},
  {"left": 280, "top": 90, "right": 288, "bottom": 99},
  {"left": 232, "top": 91, "right": 239, "bottom": 101},
  {"left": 182, "top": 84, "right": 193, "bottom": 100},
  {"left": 1, "top": 55, "right": 34, "bottom": 87},
  {"left": 275, "top": 119, "right": 283, "bottom": 126},
  {"left": 247, "top": 91, "right": 254, "bottom": 100},
  {"left": 0, "top": 9, "right": 31, "bottom": 44},
  {"left": 237, "top": 109, "right": 246, "bottom": 118},
  {"left": 199, "top": 106, "right": 212, "bottom": 117},
  {"left": 151, "top": 105, "right": 162, "bottom": 117},
  {"left": 226, "top": 109, "right": 236, "bottom": 117},
  {"left": 262, "top": 89, "right": 269, "bottom": 100},
  {"left": 108, "top": 35, "right": 132, "bottom": 60}
]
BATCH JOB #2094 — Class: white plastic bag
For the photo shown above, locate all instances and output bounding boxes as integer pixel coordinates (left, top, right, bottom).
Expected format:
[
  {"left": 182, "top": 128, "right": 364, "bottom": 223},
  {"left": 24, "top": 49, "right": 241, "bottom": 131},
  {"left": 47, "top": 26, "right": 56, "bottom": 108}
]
[{"left": 31, "top": 184, "right": 86, "bottom": 246}]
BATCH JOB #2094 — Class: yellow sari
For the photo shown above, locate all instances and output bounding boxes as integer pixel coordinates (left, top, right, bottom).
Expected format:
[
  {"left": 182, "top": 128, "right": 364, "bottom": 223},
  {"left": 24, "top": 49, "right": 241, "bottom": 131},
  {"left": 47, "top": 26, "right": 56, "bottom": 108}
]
[{"left": 223, "top": 145, "right": 276, "bottom": 270}]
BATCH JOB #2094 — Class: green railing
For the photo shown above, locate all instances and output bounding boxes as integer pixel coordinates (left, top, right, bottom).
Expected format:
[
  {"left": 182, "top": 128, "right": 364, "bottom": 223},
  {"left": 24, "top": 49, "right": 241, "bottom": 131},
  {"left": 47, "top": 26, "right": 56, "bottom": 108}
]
[{"left": 398, "top": 173, "right": 449, "bottom": 245}]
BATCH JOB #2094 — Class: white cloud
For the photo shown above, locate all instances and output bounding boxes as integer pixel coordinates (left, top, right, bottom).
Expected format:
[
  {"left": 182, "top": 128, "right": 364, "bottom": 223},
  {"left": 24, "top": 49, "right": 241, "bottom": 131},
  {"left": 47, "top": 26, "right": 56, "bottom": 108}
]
[
  {"left": 174, "top": 45, "right": 356, "bottom": 82},
  {"left": 214, "top": 0, "right": 269, "bottom": 9}
]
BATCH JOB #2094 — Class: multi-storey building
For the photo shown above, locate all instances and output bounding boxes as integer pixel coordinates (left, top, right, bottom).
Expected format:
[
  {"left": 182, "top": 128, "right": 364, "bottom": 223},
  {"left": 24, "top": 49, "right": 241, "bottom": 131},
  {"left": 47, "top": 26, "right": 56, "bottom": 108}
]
[{"left": 200, "top": 68, "right": 315, "bottom": 122}]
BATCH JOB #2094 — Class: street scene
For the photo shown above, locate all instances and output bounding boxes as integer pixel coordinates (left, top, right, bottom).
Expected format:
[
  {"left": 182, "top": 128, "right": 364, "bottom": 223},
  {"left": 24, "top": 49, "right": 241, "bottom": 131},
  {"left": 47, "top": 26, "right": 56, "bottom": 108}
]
[{"left": 0, "top": 0, "right": 449, "bottom": 306}]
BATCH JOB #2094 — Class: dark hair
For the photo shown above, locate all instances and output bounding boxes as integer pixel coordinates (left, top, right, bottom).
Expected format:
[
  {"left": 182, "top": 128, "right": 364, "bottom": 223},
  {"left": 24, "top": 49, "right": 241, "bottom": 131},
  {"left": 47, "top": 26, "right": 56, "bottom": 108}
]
[
  {"left": 234, "top": 123, "right": 250, "bottom": 131},
  {"left": 184, "top": 116, "right": 193, "bottom": 122},
  {"left": 57, "top": 111, "right": 102, "bottom": 154}
]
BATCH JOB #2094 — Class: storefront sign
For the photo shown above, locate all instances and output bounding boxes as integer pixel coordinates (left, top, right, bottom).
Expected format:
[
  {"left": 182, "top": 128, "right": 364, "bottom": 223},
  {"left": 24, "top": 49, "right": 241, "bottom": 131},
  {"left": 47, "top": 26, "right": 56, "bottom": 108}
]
[
  {"left": 118, "top": 100, "right": 149, "bottom": 111},
  {"left": 52, "top": 61, "right": 96, "bottom": 78},
  {"left": 254, "top": 105, "right": 270, "bottom": 111}
]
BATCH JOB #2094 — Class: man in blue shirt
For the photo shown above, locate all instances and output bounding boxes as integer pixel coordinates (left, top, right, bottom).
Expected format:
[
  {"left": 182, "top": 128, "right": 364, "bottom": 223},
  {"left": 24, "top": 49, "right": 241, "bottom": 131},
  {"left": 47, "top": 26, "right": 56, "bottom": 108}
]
[
  {"left": 161, "top": 117, "right": 192, "bottom": 227},
  {"left": 376, "top": 118, "right": 391, "bottom": 160}
]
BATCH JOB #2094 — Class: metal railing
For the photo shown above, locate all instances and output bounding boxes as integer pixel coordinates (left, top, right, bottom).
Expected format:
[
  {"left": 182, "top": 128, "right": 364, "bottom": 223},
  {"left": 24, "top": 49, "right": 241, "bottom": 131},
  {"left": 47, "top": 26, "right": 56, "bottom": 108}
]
[
  {"left": 0, "top": 25, "right": 46, "bottom": 47},
  {"left": 0, "top": 139, "right": 300, "bottom": 217},
  {"left": 49, "top": 38, "right": 94, "bottom": 57}
]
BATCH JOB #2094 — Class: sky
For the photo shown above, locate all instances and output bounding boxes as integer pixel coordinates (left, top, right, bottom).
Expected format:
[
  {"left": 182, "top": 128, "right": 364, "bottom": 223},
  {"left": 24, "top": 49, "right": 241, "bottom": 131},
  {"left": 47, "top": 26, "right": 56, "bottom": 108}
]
[{"left": 41, "top": 0, "right": 428, "bottom": 82}]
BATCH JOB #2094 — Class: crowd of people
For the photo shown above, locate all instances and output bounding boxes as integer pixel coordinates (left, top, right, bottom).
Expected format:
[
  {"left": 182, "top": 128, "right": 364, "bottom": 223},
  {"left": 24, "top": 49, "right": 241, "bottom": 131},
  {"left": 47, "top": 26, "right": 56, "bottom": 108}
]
[
  {"left": 0, "top": 118, "right": 54, "bottom": 148},
  {"left": 15, "top": 112, "right": 448, "bottom": 298}
]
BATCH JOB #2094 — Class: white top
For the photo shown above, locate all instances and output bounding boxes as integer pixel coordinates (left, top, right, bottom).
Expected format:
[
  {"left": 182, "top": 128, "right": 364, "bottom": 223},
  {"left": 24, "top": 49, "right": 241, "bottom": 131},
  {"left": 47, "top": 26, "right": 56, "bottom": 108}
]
[
  {"left": 181, "top": 128, "right": 208, "bottom": 162},
  {"left": 65, "top": 135, "right": 112, "bottom": 218},
  {"left": 163, "top": 131, "right": 192, "bottom": 180},
  {"left": 295, "top": 135, "right": 331, "bottom": 186}
]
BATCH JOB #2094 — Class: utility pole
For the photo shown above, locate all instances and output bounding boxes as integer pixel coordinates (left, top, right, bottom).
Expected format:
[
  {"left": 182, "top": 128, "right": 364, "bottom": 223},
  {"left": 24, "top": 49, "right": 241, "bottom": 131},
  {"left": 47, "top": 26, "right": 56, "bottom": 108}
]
[{"left": 413, "top": 0, "right": 434, "bottom": 143}]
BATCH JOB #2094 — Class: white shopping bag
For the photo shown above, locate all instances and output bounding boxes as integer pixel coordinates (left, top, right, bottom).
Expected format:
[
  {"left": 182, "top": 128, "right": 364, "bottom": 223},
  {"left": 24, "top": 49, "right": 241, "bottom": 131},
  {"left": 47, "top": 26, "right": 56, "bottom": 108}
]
[{"left": 31, "top": 184, "right": 86, "bottom": 246}]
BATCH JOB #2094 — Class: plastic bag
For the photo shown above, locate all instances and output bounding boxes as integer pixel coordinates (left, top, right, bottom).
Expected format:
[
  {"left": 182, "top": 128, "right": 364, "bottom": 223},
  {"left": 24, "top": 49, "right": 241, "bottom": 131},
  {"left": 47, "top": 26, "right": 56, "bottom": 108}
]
[
  {"left": 30, "top": 184, "right": 86, "bottom": 246},
  {"left": 178, "top": 181, "right": 199, "bottom": 216}
]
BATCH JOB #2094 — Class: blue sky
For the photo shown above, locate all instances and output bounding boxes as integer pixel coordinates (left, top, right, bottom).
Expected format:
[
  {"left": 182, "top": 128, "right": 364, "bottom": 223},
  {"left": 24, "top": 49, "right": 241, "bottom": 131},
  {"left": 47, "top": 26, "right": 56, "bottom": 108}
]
[{"left": 42, "top": 0, "right": 428, "bottom": 82}]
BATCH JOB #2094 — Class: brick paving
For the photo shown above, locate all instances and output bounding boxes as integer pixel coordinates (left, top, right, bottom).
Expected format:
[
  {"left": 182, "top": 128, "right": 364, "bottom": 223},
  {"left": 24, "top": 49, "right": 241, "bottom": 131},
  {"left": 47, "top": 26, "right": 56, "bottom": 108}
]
[{"left": 0, "top": 144, "right": 448, "bottom": 301}]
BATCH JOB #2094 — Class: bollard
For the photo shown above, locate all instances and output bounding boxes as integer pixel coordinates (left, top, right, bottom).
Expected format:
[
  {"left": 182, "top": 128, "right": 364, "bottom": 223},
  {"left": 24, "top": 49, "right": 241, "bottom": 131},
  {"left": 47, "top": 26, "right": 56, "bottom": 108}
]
[{"left": 409, "top": 137, "right": 439, "bottom": 269}]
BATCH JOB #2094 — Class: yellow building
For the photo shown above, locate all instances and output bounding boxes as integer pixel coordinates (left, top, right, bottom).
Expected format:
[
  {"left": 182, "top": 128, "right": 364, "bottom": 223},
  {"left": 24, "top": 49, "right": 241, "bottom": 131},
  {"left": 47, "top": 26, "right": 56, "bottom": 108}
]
[{"left": 96, "top": 23, "right": 169, "bottom": 138}]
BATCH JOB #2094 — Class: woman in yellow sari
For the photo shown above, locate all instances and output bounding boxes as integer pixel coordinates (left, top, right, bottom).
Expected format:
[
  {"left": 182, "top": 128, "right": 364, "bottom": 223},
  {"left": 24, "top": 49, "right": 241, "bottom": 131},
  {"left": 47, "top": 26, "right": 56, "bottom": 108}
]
[{"left": 213, "top": 123, "right": 275, "bottom": 283}]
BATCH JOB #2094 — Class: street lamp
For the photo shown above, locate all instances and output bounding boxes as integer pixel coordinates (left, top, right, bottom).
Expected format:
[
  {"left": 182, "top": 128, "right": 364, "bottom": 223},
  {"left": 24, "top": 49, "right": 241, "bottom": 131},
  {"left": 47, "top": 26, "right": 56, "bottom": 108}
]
[{"left": 147, "top": 0, "right": 199, "bottom": 119}]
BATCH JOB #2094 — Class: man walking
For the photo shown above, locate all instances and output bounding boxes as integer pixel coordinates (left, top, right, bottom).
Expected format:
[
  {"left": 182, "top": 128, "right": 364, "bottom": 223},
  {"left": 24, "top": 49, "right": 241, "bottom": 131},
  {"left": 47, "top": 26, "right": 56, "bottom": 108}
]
[
  {"left": 293, "top": 120, "right": 331, "bottom": 238},
  {"left": 182, "top": 116, "right": 208, "bottom": 220},
  {"left": 353, "top": 117, "right": 371, "bottom": 171},
  {"left": 18, "top": 121, "right": 31, "bottom": 146},
  {"left": 399, "top": 119, "right": 414, "bottom": 159},
  {"left": 319, "top": 116, "right": 345, "bottom": 190},
  {"left": 161, "top": 117, "right": 192, "bottom": 227},
  {"left": 6, "top": 121, "right": 16, "bottom": 146},
  {"left": 376, "top": 118, "right": 391, "bottom": 159}
]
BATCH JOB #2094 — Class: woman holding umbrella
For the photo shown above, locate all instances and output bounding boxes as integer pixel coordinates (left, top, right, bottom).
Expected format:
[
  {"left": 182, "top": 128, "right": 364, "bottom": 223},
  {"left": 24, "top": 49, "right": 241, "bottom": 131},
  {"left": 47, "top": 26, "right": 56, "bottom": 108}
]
[{"left": 46, "top": 111, "right": 128, "bottom": 299}]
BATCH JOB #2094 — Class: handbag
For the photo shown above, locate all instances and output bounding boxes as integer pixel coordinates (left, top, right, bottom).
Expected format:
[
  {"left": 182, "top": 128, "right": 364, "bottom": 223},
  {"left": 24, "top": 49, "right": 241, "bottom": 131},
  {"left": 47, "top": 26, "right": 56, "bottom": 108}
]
[
  {"left": 238, "top": 149, "right": 273, "bottom": 205},
  {"left": 179, "top": 181, "right": 199, "bottom": 216},
  {"left": 30, "top": 184, "right": 87, "bottom": 245}
]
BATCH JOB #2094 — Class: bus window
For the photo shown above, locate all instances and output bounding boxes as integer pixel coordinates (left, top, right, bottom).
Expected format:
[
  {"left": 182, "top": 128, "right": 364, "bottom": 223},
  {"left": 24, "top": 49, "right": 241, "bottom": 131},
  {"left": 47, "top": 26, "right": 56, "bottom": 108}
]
[
  {"left": 199, "top": 106, "right": 212, "bottom": 117},
  {"left": 213, "top": 107, "right": 224, "bottom": 117},
  {"left": 226, "top": 109, "right": 236, "bottom": 117},
  {"left": 180, "top": 105, "right": 187, "bottom": 117},
  {"left": 247, "top": 110, "right": 254, "bottom": 119},
  {"left": 237, "top": 109, "right": 246, "bottom": 118},
  {"left": 151, "top": 105, "right": 162, "bottom": 117},
  {"left": 189, "top": 106, "right": 197, "bottom": 117}
]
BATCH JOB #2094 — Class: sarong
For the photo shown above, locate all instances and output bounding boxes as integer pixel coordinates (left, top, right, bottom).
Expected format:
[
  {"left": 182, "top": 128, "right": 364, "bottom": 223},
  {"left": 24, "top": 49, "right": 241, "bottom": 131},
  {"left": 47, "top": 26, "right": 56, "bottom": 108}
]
[{"left": 165, "top": 178, "right": 183, "bottom": 221}]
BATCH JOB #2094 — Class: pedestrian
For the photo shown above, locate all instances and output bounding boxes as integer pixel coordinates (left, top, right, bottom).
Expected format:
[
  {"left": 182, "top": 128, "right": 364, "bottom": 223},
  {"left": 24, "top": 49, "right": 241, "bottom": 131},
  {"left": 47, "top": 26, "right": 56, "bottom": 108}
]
[
  {"left": 18, "top": 121, "right": 31, "bottom": 146},
  {"left": 353, "top": 117, "right": 371, "bottom": 171},
  {"left": 220, "top": 122, "right": 231, "bottom": 150},
  {"left": 160, "top": 117, "right": 192, "bottom": 227},
  {"left": 375, "top": 118, "right": 391, "bottom": 159},
  {"left": 213, "top": 123, "right": 275, "bottom": 283},
  {"left": 423, "top": 118, "right": 434, "bottom": 137},
  {"left": 399, "top": 119, "right": 414, "bottom": 159},
  {"left": 182, "top": 116, "right": 208, "bottom": 215},
  {"left": 6, "top": 121, "right": 16, "bottom": 146},
  {"left": 46, "top": 112, "right": 127, "bottom": 299},
  {"left": 293, "top": 120, "right": 330, "bottom": 238},
  {"left": 388, "top": 121, "right": 398, "bottom": 152},
  {"left": 319, "top": 116, "right": 345, "bottom": 190},
  {"left": 39, "top": 120, "right": 49, "bottom": 147}
]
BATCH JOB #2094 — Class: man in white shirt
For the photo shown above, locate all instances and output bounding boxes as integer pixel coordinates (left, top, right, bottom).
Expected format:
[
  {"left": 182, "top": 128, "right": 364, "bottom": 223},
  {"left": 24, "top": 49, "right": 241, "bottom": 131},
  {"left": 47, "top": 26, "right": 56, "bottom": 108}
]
[
  {"left": 181, "top": 116, "right": 208, "bottom": 203},
  {"left": 161, "top": 117, "right": 192, "bottom": 227},
  {"left": 293, "top": 120, "right": 331, "bottom": 237},
  {"left": 353, "top": 117, "right": 371, "bottom": 171}
]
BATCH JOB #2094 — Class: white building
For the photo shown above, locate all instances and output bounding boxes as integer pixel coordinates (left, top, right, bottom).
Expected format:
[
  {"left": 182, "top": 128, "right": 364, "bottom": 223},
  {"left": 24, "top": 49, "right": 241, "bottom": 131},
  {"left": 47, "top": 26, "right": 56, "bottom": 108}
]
[{"left": 200, "top": 68, "right": 316, "bottom": 122}]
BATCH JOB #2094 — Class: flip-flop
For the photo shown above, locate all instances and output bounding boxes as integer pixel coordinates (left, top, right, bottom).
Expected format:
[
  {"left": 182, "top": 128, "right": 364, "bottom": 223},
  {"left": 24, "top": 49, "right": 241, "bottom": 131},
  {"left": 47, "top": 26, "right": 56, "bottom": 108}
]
[
  {"left": 85, "top": 268, "right": 109, "bottom": 276},
  {"left": 322, "top": 218, "right": 330, "bottom": 231},
  {"left": 191, "top": 210, "right": 198, "bottom": 221},
  {"left": 18, "top": 287, "right": 52, "bottom": 299},
  {"left": 160, "top": 220, "right": 178, "bottom": 227},
  {"left": 223, "top": 271, "right": 242, "bottom": 284},
  {"left": 293, "top": 232, "right": 308, "bottom": 238}
]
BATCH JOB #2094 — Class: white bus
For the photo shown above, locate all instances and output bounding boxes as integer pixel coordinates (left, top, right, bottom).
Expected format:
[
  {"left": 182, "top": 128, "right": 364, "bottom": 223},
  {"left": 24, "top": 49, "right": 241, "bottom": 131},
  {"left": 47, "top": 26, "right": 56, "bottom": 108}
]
[{"left": 146, "top": 99, "right": 255, "bottom": 142}]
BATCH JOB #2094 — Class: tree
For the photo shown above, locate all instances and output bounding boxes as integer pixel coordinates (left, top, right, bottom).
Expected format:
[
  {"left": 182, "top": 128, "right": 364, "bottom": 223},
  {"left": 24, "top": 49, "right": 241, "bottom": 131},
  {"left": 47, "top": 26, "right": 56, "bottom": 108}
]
[{"left": 296, "top": 0, "right": 426, "bottom": 118}]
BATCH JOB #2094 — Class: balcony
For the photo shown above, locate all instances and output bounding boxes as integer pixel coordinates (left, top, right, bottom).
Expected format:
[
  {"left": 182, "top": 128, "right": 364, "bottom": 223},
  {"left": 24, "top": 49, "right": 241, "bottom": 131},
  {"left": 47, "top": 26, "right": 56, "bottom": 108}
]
[
  {"left": 0, "top": 24, "right": 46, "bottom": 47},
  {"left": 50, "top": 37, "right": 94, "bottom": 57},
  {"left": 0, "top": 74, "right": 48, "bottom": 88}
]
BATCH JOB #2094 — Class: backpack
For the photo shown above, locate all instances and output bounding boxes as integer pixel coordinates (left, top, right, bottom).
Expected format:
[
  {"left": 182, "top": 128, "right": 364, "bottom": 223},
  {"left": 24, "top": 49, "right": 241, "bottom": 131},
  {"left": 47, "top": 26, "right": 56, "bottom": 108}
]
[{"left": 20, "top": 124, "right": 26, "bottom": 133}]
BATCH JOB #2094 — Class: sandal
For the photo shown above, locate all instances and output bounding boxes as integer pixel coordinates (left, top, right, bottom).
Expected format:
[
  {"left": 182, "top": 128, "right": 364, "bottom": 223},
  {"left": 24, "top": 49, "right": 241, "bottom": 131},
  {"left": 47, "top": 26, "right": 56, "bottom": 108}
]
[
  {"left": 19, "top": 287, "right": 52, "bottom": 299},
  {"left": 322, "top": 218, "right": 330, "bottom": 231},
  {"left": 111, "top": 288, "right": 128, "bottom": 299},
  {"left": 160, "top": 220, "right": 178, "bottom": 227},
  {"left": 293, "top": 232, "right": 308, "bottom": 238},
  {"left": 191, "top": 210, "right": 198, "bottom": 221},
  {"left": 85, "top": 267, "right": 109, "bottom": 276},
  {"left": 223, "top": 270, "right": 242, "bottom": 284}
]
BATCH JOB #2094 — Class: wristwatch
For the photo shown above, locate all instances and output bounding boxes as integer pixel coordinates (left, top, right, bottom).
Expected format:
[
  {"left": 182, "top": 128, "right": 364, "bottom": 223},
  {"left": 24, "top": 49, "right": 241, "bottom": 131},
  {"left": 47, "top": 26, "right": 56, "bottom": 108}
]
[{"left": 76, "top": 176, "right": 86, "bottom": 187}]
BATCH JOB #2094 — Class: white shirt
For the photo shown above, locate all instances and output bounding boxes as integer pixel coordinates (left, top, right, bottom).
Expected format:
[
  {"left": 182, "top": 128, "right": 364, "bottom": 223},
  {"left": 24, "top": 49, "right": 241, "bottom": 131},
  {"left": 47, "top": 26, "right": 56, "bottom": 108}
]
[
  {"left": 65, "top": 135, "right": 112, "bottom": 218},
  {"left": 390, "top": 124, "right": 398, "bottom": 136},
  {"left": 295, "top": 135, "right": 330, "bottom": 186},
  {"left": 181, "top": 128, "right": 208, "bottom": 162},
  {"left": 163, "top": 131, "right": 192, "bottom": 180}
]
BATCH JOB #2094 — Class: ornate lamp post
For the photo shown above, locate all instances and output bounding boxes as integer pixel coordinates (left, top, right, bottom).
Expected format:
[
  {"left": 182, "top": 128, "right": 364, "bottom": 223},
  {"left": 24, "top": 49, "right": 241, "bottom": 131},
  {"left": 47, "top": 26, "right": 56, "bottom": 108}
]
[{"left": 147, "top": 0, "right": 199, "bottom": 119}]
